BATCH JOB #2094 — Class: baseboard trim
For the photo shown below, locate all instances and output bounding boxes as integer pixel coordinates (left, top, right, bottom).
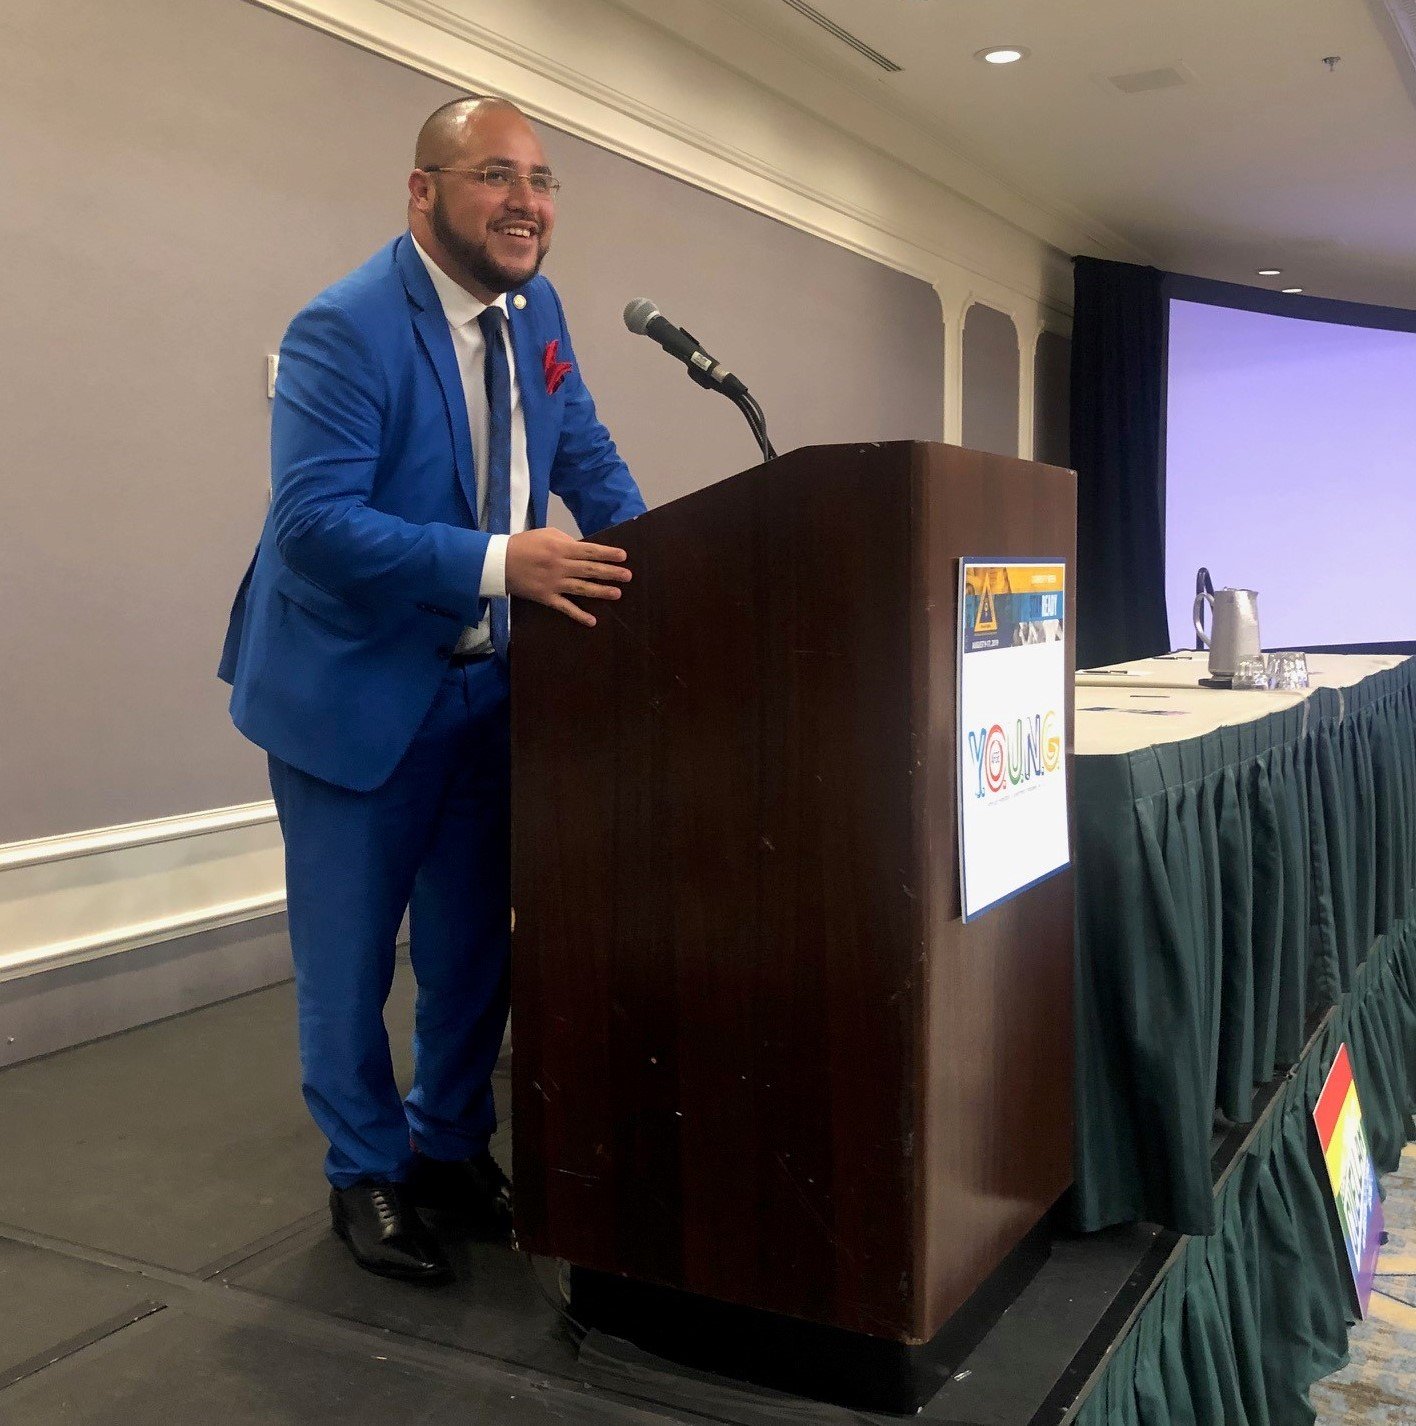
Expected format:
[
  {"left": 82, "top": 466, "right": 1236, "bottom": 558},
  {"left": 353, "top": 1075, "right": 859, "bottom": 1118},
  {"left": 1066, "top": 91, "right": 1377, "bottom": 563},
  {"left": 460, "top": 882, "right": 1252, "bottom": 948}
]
[
  {"left": 0, "top": 892, "right": 287, "bottom": 986},
  {"left": 1, "top": 802, "right": 285, "bottom": 986}
]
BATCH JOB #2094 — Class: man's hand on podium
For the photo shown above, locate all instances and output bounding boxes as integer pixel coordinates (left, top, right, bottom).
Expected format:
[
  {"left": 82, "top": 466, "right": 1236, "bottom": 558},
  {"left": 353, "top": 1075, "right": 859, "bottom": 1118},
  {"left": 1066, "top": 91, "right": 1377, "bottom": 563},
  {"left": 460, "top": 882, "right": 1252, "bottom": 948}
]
[{"left": 505, "top": 528, "right": 632, "bottom": 627}]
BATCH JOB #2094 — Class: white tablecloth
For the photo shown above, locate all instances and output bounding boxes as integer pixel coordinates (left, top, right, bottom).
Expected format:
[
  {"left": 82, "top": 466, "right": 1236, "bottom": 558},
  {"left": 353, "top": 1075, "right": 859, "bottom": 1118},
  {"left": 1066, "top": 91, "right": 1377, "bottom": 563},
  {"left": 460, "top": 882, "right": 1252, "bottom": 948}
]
[{"left": 1075, "top": 651, "right": 1411, "bottom": 757}]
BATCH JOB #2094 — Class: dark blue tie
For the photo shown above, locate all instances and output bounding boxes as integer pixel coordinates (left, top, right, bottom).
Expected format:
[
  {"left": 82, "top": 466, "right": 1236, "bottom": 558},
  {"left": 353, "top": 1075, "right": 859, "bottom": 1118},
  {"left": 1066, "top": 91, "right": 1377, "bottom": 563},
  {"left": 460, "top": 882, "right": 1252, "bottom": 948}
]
[{"left": 478, "top": 307, "right": 512, "bottom": 659}]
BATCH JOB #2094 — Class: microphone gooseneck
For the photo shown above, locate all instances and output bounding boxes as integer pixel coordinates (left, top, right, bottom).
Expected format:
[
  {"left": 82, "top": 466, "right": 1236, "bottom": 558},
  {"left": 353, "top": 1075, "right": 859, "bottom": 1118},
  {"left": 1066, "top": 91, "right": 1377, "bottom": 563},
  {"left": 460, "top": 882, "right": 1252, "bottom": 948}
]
[{"left": 622, "top": 298, "right": 777, "bottom": 462}]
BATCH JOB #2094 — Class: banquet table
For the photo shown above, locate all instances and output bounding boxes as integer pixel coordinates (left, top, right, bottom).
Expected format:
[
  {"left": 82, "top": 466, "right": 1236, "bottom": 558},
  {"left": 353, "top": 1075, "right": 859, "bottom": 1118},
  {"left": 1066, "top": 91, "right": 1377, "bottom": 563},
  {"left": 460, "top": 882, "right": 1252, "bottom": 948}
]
[
  {"left": 1069, "top": 650, "right": 1416, "bottom": 1426},
  {"left": 1071, "top": 651, "right": 1416, "bottom": 1235}
]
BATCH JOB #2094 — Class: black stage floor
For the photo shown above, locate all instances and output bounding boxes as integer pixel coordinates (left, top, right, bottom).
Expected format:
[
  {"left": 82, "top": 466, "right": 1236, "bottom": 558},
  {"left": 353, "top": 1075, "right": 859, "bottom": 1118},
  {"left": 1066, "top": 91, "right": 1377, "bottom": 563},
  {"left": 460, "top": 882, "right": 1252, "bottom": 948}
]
[{"left": 0, "top": 976, "right": 1170, "bottom": 1424}]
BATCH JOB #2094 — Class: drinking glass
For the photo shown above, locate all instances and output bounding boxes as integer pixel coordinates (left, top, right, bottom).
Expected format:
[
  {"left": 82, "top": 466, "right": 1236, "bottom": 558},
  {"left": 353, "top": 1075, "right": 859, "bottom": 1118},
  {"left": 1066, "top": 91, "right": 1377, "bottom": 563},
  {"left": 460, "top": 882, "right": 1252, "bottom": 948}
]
[
  {"left": 1266, "top": 652, "right": 1310, "bottom": 691},
  {"left": 1233, "top": 656, "right": 1269, "bottom": 690}
]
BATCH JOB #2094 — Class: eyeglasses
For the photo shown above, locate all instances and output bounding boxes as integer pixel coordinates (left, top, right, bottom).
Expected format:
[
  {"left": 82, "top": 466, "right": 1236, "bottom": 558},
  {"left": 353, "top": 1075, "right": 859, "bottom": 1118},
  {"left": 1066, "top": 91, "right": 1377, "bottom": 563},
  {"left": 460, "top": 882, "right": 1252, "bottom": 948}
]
[{"left": 421, "top": 164, "right": 561, "bottom": 196}]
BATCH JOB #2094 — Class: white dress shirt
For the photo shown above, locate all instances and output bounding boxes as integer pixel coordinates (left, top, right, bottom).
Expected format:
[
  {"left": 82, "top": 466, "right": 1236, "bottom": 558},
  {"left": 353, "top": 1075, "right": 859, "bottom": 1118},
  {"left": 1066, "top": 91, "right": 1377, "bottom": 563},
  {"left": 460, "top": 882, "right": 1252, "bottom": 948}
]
[{"left": 411, "top": 236, "right": 531, "bottom": 655}]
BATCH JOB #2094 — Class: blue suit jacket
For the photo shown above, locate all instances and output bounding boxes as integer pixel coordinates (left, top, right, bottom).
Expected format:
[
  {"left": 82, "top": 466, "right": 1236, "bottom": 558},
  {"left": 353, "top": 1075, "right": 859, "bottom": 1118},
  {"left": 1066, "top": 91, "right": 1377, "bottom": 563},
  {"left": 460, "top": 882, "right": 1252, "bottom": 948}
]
[{"left": 219, "top": 234, "right": 645, "bottom": 791}]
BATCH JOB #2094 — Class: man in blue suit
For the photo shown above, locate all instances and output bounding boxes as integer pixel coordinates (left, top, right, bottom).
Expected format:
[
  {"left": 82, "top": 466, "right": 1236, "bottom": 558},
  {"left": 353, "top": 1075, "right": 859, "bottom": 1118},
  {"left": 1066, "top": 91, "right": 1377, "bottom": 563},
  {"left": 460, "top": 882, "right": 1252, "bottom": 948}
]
[{"left": 219, "top": 96, "right": 645, "bottom": 1283}]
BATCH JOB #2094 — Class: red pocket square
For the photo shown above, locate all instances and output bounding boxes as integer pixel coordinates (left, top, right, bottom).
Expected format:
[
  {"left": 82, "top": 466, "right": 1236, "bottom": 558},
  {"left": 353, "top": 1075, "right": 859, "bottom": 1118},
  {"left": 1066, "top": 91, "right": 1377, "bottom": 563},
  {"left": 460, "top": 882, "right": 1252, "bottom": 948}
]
[{"left": 542, "top": 339, "right": 573, "bottom": 396}]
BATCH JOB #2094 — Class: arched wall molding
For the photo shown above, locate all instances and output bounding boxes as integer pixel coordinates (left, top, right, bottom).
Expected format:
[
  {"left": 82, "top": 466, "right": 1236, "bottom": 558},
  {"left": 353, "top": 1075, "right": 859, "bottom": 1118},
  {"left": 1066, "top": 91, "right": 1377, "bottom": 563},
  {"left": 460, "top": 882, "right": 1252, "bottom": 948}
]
[
  {"left": 961, "top": 297, "right": 1025, "bottom": 460},
  {"left": 1031, "top": 325, "right": 1076, "bottom": 472},
  {"left": 1025, "top": 323, "right": 1049, "bottom": 461},
  {"left": 1018, "top": 316, "right": 1049, "bottom": 461},
  {"left": 1009, "top": 309, "right": 1054, "bottom": 462},
  {"left": 1027, "top": 323, "right": 1075, "bottom": 373}
]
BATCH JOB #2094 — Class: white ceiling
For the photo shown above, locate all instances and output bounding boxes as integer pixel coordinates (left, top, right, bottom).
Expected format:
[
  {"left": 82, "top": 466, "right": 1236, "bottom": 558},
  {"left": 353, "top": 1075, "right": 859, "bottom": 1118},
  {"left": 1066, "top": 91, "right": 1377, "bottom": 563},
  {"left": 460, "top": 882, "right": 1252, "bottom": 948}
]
[{"left": 616, "top": 0, "right": 1416, "bottom": 309}]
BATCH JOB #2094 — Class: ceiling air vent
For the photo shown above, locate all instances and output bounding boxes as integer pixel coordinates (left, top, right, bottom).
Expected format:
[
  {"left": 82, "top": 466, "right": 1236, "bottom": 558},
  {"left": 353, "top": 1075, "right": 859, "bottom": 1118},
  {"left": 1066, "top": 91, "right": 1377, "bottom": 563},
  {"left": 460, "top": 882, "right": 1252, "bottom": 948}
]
[
  {"left": 1105, "top": 66, "right": 1191, "bottom": 95},
  {"left": 778, "top": 0, "right": 903, "bottom": 73}
]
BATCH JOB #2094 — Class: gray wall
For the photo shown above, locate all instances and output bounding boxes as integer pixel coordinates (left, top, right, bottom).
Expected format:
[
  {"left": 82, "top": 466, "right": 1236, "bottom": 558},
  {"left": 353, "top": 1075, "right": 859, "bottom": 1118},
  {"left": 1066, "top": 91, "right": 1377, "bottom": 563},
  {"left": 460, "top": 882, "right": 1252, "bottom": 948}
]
[
  {"left": 0, "top": 0, "right": 943, "bottom": 844},
  {"left": 1033, "top": 329, "right": 1072, "bottom": 469},
  {"left": 961, "top": 304, "right": 1020, "bottom": 458},
  {"left": 537, "top": 133, "right": 945, "bottom": 512}
]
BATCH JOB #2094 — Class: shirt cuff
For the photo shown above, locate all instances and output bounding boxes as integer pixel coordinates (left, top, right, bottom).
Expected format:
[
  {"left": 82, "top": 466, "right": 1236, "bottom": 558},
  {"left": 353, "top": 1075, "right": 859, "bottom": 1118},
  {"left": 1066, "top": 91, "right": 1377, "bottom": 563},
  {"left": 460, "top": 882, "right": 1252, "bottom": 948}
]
[{"left": 479, "top": 535, "right": 509, "bottom": 599}]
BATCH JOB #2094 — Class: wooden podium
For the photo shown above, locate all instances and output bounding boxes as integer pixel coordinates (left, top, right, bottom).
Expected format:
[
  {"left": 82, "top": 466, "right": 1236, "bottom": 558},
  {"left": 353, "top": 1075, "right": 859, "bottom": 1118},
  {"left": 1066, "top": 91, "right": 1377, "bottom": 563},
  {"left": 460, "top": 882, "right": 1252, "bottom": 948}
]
[{"left": 510, "top": 441, "right": 1076, "bottom": 1406}]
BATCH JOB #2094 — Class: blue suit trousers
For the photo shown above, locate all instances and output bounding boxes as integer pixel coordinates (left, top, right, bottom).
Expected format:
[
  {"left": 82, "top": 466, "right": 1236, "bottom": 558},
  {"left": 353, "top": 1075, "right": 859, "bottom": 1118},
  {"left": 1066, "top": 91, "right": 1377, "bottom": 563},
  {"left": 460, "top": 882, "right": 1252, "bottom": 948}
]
[{"left": 268, "top": 658, "right": 511, "bottom": 1188}]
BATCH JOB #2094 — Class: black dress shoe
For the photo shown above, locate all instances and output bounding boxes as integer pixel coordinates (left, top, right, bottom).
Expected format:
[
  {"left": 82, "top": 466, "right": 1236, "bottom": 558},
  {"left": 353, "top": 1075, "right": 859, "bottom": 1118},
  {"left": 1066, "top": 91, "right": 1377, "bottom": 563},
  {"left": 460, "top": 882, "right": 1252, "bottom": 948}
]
[
  {"left": 329, "top": 1180, "right": 453, "bottom": 1283},
  {"left": 407, "top": 1150, "right": 514, "bottom": 1241}
]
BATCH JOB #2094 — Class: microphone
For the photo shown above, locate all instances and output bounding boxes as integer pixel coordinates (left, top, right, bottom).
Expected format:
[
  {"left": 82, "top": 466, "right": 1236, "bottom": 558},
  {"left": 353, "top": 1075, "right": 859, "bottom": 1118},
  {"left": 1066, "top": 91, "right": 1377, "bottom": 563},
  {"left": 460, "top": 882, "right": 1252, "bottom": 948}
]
[{"left": 622, "top": 298, "right": 748, "bottom": 398}]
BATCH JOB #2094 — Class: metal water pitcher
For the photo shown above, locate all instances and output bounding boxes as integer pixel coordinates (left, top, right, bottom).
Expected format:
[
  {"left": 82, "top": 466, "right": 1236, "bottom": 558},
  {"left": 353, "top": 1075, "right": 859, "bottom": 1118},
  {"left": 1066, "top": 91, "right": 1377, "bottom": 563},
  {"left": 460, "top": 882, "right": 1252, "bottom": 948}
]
[{"left": 1193, "top": 567, "right": 1261, "bottom": 677}]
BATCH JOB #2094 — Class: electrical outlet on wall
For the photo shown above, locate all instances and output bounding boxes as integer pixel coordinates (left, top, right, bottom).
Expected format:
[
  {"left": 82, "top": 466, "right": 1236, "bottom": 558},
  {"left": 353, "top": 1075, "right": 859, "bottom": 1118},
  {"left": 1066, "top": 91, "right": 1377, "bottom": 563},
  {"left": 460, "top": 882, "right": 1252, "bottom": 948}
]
[{"left": 266, "top": 354, "right": 279, "bottom": 399}]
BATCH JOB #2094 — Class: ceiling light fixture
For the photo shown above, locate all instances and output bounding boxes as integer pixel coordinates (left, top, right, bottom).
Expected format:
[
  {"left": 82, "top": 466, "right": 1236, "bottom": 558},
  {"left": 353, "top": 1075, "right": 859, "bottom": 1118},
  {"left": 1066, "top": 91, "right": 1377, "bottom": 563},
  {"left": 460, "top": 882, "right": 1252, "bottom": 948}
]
[
  {"left": 977, "top": 46, "right": 1028, "bottom": 65},
  {"left": 1282, "top": 287, "right": 1304, "bottom": 294},
  {"left": 1257, "top": 269, "right": 1282, "bottom": 277}
]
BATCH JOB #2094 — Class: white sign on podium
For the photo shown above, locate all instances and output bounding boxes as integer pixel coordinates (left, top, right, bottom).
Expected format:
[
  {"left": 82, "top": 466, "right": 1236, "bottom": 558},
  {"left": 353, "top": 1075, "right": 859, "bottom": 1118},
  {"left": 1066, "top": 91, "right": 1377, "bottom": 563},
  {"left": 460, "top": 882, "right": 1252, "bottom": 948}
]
[{"left": 957, "top": 559, "right": 1070, "bottom": 921}]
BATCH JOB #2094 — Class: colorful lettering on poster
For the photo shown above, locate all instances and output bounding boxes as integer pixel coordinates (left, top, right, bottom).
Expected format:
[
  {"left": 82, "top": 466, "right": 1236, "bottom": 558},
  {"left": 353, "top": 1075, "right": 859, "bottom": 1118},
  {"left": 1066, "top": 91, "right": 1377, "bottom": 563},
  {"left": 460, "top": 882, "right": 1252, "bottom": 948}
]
[{"left": 966, "top": 711, "right": 1062, "bottom": 799}]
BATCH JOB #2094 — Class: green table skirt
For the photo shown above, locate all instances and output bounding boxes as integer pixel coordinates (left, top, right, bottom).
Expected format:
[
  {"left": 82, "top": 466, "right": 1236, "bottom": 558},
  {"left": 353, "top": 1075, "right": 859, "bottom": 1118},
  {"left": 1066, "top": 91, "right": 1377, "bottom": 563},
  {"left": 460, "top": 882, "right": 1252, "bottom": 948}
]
[
  {"left": 1074, "top": 917, "right": 1416, "bottom": 1426},
  {"left": 1074, "top": 662, "right": 1416, "bottom": 1234}
]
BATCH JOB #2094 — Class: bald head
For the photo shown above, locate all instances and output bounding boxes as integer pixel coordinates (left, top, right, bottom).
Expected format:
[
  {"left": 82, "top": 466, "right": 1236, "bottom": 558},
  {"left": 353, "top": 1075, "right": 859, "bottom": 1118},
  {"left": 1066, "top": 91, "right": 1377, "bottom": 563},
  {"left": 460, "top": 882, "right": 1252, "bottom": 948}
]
[
  {"left": 414, "top": 96, "right": 526, "bottom": 171},
  {"left": 407, "top": 95, "right": 556, "bottom": 305}
]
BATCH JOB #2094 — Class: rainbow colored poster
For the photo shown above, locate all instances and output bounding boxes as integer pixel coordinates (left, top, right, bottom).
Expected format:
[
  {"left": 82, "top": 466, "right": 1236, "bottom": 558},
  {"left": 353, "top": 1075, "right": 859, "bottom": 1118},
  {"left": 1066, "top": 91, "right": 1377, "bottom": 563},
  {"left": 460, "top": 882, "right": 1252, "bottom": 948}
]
[
  {"left": 957, "top": 560, "right": 1069, "bottom": 921},
  {"left": 1312, "top": 1043, "right": 1384, "bottom": 1317}
]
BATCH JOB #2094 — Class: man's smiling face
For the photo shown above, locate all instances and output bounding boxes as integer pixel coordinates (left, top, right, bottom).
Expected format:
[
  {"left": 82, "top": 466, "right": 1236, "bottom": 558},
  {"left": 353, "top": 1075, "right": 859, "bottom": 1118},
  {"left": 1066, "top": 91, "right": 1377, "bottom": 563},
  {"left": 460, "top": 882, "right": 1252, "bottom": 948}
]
[{"left": 411, "top": 102, "right": 556, "bottom": 304}]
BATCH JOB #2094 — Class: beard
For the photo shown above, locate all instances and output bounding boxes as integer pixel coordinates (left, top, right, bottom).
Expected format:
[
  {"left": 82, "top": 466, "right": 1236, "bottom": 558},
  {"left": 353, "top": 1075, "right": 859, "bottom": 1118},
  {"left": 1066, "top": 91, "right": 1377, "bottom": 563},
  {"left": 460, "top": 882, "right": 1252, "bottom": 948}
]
[{"left": 430, "top": 191, "right": 546, "bottom": 295}]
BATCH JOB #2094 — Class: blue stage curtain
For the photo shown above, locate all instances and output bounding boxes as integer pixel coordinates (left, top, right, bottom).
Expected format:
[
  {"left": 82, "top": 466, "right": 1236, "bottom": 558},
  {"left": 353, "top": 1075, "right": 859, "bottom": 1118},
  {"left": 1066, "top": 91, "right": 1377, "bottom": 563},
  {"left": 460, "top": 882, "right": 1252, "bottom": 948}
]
[{"left": 1070, "top": 257, "right": 1170, "bottom": 668}]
